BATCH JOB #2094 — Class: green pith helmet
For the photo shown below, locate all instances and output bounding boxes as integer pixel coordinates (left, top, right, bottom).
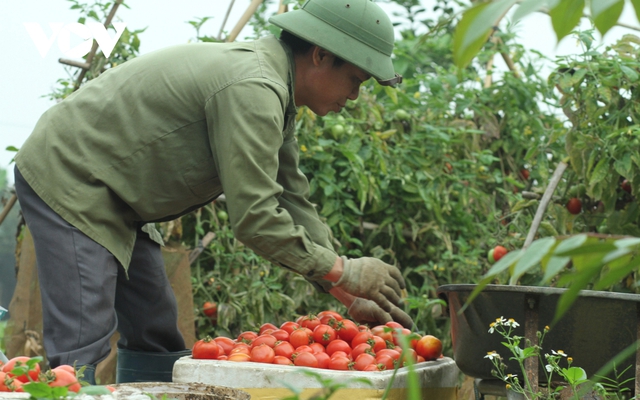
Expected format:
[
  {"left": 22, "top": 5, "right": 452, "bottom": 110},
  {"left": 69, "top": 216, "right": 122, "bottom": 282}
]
[{"left": 269, "top": 0, "right": 402, "bottom": 86}]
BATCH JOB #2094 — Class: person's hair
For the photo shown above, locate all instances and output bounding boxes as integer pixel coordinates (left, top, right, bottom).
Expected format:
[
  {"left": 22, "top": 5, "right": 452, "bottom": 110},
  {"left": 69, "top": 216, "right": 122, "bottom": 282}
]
[{"left": 279, "top": 30, "right": 345, "bottom": 67}]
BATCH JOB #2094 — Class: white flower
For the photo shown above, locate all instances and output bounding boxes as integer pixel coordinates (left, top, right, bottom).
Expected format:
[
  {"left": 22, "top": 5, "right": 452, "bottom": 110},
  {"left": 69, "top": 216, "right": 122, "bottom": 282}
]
[
  {"left": 488, "top": 322, "right": 496, "bottom": 333},
  {"left": 505, "top": 318, "right": 520, "bottom": 328},
  {"left": 504, "top": 373, "right": 518, "bottom": 382},
  {"left": 485, "top": 351, "right": 500, "bottom": 360},
  {"left": 495, "top": 316, "right": 507, "bottom": 325},
  {"left": 552, "top": 350, "right": 568, "bottom": 357},
  {"left": 546, "top": 364, "right": 554, "bottom": 372}
]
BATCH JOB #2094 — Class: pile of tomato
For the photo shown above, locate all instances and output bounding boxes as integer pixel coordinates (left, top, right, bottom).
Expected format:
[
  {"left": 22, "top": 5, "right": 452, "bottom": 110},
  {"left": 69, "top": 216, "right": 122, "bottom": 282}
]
[
  {"left": 0, "top": 356, "right": 110, "bottom": 393},
  {"left": 192, "top": 310, "right": 443, "bottom": 372}
]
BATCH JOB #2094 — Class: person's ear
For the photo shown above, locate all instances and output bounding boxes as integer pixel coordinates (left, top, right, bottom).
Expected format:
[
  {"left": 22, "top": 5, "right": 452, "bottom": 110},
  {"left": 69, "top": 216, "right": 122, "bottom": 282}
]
[{"left": 311, "top": 46, "right": 332, "bottom": 67}]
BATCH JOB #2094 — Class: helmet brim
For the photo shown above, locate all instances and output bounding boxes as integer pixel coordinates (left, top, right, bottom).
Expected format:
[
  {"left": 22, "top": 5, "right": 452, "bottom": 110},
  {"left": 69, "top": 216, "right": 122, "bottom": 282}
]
[{"left": 270, "top": 11, "right": 400, "bottom": 86}]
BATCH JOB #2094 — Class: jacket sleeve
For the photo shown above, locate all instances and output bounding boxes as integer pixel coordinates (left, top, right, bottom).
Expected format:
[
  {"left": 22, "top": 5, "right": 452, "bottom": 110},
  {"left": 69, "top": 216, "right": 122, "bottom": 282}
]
[{"left": 205, "top": 78, "right": 337, "bottom": 281}]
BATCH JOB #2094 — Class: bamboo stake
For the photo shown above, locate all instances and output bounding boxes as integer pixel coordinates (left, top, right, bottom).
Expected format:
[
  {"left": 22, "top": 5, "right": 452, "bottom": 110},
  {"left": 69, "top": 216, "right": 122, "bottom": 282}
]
[
  {"left": 218, "top": 0, "right": 236, "bottom": 41},
  {"left": 522, "top": 160, "right": 569, "bottom": 250},
  {"left": 0, "top": 194, "right": 17, "bottom": 228},
  {"left": 71, "top": 0, "right": 123, "bottom": 89},
  {"left": 277, "top": 0, "right": 287, "bottom": 15},
  {"left": 484, "top": 54, "right": 495, "bottom": 88},
  {"left": 227, "top": 0, "right": 263, "bottom": 42}
]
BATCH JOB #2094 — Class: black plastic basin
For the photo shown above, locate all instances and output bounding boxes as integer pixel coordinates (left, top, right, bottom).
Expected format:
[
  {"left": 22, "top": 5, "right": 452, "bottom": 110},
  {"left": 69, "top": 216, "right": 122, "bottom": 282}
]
[{"left": 437, "top": 284, "right": 640, "bottom": 387}]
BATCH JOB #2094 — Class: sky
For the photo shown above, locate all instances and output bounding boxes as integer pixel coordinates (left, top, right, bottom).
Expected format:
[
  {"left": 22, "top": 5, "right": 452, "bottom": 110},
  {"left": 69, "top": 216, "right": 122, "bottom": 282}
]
[{"left": 1, "top": 1, "right": 639, "bottom": 185}]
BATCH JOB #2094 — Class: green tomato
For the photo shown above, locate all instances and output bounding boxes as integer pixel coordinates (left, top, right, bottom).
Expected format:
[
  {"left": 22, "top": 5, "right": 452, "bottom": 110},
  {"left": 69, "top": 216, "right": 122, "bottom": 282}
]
[
  {"left": 394, "top": 109, "right": 410, "bottom": 121},
  {"left": 331, "top": 124, "right": 345, "bottom": 140},
  {"left": 217, "top": 210, "right": 229, "bottom": 222},
  {"left": 487, "top": 248, "right": 495, "bottom": 264}
]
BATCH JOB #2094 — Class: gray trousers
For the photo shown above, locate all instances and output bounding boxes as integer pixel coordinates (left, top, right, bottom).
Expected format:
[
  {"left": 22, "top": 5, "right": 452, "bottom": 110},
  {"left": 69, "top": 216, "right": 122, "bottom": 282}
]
[{"left": 14, "top": 166, "right": 186, "bottom": 368}]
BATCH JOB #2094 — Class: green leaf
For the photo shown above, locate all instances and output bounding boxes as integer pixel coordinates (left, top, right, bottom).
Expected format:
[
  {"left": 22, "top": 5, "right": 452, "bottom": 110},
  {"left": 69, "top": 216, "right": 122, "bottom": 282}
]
[
  {"left": 632, "top": 0, "right": 640, "bottom": 24},
  {"left": 453, "top": 0, "right": 519, "bottom": 68},
  {"left": 549, "top": 0, "right": 585, "bottom": 43},
  {"left": 541, "top": 256, "right": 571, "bottom": 283},
  {"left": 553, "top": 234, "right": 588, "bottom": 254},
  {"left": 512, "top": 0, "right": 548, "bottom": 22},
  {"left": 591, "top": 0, "right": 624, "bottom": 37},
  {"left": 589, "top": 157, "right": 609, "bottom": 186},
  {"left": 561, "top": 367, "right": 588, "bottom": 384},
  {"left": 593, "top": 253, "right": 640, "bottom": 290},
  {"left": 620, "top": 65, "right": 639, "bottom": 82},
  {"left": 509, "top": 237, "right": 556, "bottom": 285}
]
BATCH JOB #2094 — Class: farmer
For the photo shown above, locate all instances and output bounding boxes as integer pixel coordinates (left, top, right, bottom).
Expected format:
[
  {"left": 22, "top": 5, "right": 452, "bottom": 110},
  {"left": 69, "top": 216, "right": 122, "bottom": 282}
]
[{"left": 14, "top": 0, "right": 412, "bottom": 384}]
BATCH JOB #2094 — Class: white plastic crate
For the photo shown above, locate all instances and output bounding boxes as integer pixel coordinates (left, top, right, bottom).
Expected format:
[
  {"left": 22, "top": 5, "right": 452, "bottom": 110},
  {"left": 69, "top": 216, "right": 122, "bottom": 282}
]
[{"left": 173, "top": 356, "right": 459, "bottom": 400}]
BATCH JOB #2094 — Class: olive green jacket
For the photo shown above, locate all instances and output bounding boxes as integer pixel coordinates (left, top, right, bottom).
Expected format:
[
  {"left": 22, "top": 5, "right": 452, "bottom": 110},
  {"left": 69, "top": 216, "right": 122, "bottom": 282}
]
[{"left": 16, "top": 36, "right": 338, "bottom": 283}]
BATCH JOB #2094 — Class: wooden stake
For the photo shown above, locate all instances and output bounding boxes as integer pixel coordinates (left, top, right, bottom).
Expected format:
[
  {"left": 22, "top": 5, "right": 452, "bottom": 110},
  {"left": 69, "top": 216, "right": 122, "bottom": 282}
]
[
  {"left": 218, "top": 0, "right": 236, "bottom": 41},
  {"left": 227, "top": 0, "right": 264, "bottom": 42},
  {"left": 70, "top": 0, "right": 124, "bottom": 90}
]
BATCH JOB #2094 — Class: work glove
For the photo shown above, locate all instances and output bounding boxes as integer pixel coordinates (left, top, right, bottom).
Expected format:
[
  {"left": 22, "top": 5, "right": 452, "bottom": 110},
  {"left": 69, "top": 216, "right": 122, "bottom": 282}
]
[
  {"left": 334, "top": 257, "right": 405, "bottom": 312},
  {"left": 347, "top": 298, "right": 415, "bottom": 329}
]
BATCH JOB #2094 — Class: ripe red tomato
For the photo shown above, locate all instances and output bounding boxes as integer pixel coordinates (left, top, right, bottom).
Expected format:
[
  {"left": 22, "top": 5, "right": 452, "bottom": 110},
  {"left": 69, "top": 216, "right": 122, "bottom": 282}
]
[
  {"left": 192, "top": 336, "right": 220, "bottom": 359},
  {"left": 492, "top": 245, "right": 508, "bottom": 262},
  {"left": 622, "top": 179, "right": 632, "bottom": 194},
  {"left": 293, "top": 351, "right": 318, "bottom": 368},
  {"left": 402, "top": 348, "right": 419, "bottom": 365},
  {"left": 370, "top": 335, "right": 387, "bottom": 352},
  {"left": 312, "top": 324, "right": 337, "bottom": 346},
  {"left": 309, "top": 342, "right": 326, "bottom": 354},
  {"left": 236, "top": 331, "right": 258, "bottom": 344},
  {"left": 314, "top": 351, "right": 330, "bottom": 369},
  {"left": 213, "top": 336, "right": 235, "bottom": 355},
  {"left": 415, "top": 335, "right": 443, "bottom": 361},
  {"left": 2, "top": 356, "right": 41, "bottom": 383},
  {"left": 203, "top": 301, "right": 217, "bottom": 318},
  {"left": 354, "top": 353, "right": 376, "bottom": 371},
  {"left": 298, "top": 315, "right": 321, "bottom": 331},
  {"left": 270, "top": 329, "right": 290, "bottom": 342},
  {"left": 370, "top": 325, "right": 394, "bottom": 342},
  {"left": 317, "top": 310, "right": 343, "bottom": 325},
  {"left": 279, "top": 321, "right": 300, "bottom": 334},
  {"left": 385, "top": 321, "right": 403, "bottom": 329},
  {"left": 274, "top": 341, "right": 295, "bottom": 359},
  {"left": 326, "top": 339, "right": 351, "bottom": 357},
  {"left": 294, "top": 345, "right": 314, "bottom": 354},
  {"left": 351, "top": 331, "right": 374, "bottom": 348},
  {"left": 335, "top": 319, "right": 359, "bottom": 343},
  {"left": 229, "top": 344, "right": 250, "bottom": 356},
  {"left": 49, "top": 368, "right": 81, "bottom": 392},
  {"left": 2, "top": 376, "right": 24, "bottom": 392},
  {"left": 273, "top": 356, "right": 294, "bottom": 365},
  {"left": 289, "top": 328, "right": 313, "bottom": 348},
  {"left": 54, "top": 365, "right": 75, "bottom": 375},
  {"left": 364, "top": 364, "right": 381, "bottom": 372},
  {"left": 566, "top": 197, "right": 582, "bottom": 215},
  {"left": 375, "top": 354, "right": 395, "bottom": 371},
  {"left": 251, "top": 334, "right": 277, "bottom": 349},
  {"left": 328, "top": 355, "right": 352, "bottom": 370},
  {"left": 351, "top": 343, "right": 373, "bottom": 360},
  {"left": 250, "top": 343, "right": 275, "bottom": 364},
  {"left": 376, "top": 348, "right": 401, "bottom": 361},
  {"left": 228, "top": 353, "right": 251, "bottom": 362},
  {"left": 259, "top": 323, "right": 278, "bottom": 335}
]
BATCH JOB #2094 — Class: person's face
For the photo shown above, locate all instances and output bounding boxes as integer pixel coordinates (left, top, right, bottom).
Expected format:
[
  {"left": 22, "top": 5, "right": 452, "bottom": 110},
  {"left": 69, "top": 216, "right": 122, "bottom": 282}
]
[{"left": 296, "top": 48, "right": 371, "bottom": 116}]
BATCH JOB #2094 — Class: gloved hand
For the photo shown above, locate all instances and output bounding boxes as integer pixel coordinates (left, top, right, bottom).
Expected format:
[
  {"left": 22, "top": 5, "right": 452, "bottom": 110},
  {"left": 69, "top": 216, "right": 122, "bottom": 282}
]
[
  {"left": 347, "top": 298, "right": 392, "bottom": 325},
  {"left": 347, "top": 298, "right": 415, "bottom": 329},
  {"left": 334, "top": 257, "right": 405, "bottom": 312}
]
